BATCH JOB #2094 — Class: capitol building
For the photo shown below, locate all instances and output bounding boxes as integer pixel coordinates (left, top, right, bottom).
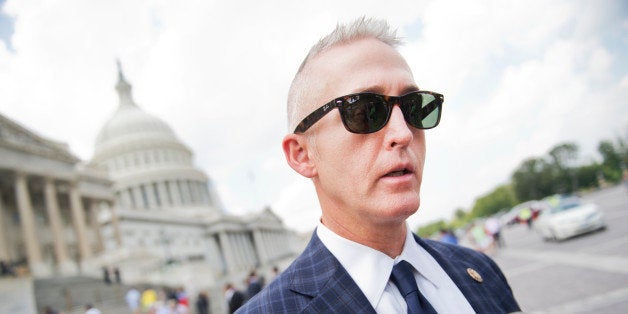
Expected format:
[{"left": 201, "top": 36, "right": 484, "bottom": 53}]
[{"left": 0, "top": 64, "right": 300, "bottom": 293}]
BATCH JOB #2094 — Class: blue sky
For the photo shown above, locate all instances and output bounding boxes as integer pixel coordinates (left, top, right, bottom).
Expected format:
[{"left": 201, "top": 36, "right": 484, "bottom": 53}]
[
  {"left": 0, "top": 0, "right": 626, "bottom": 232},
  {"left": 0, "top": 0, "right": 14, "bottom": 51}
]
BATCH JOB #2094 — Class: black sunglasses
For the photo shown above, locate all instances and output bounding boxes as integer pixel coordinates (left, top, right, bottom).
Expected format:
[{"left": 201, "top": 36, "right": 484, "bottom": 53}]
[{"left": 293, "top": 91, "right": 444, "bottom": 134}]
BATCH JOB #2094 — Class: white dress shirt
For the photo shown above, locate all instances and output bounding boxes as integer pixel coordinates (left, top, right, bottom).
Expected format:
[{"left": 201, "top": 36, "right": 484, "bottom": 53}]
[{"left": 317, "top": 222, "right": 475, "bottom": 313}]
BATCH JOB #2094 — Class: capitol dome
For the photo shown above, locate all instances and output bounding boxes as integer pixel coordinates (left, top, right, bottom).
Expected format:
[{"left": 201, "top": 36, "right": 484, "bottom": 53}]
[
  {"left": 94, "top": 66, "right": 179, "bottom": 155},
  {"left": 95, "top": 101, "right": 177, "bottom": 149},
  {"left": 91, "top": 62, "right": 223, "bottom": 215}
]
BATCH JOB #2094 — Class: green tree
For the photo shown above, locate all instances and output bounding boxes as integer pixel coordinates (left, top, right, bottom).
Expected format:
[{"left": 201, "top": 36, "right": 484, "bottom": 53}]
[
  {"left": 469, "top": 184, "right": 518, "bottom": 219},
  {"left": 417, "top": 220, "right": 447, "bottom": 238},
  {"left": 575, "top": 163, "right": 601, "bottom": 189},
  {"left": 453, "top": 208, "right": 467, "bottom": 220},
  {"left": 548, "top": 142, "right": 579, "bottom": 193},
  {"left": 511, "top": 157, "right": 554, "bottom": 201},
  {"left": 598, "top": 140, "right": 623, "bottom": 183}
]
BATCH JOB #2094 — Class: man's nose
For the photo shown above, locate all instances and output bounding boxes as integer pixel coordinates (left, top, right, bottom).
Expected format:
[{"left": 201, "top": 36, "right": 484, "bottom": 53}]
[{"left": 384, "top": 105, "right": 413, "bottom": 148}]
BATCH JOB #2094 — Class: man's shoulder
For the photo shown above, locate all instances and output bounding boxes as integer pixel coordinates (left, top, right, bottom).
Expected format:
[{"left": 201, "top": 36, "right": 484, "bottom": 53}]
[
  {"left": 238, "top": 236, "right": 320, "bottom": 313},
  {"left": 235, "top": 253, "right": 314, "bottom": 313},
  {"left": 236, "top": 232, "right": 348, "bottom": 313}
]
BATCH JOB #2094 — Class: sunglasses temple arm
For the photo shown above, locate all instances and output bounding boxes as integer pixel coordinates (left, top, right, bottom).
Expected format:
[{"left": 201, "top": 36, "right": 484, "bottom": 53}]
[{"left": 294, "top": 101, "right": 338, "bottom": 133}]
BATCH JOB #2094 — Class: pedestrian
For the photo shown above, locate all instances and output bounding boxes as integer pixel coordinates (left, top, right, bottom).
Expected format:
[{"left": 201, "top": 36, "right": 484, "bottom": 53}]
[
  {"left": 195, "top": 291, "right": 210, "bottom": 314},
  {"left": 224, "top": 283, "right": 245, "bottom": 314},
  {"left": 84, "top": 303, "right": 101, "bottom": 314},
  {"left": 102, "top": 266, "right": 111, "bottom": 285},
  {"left": 245, "top": 270, "right": 262, "bottom": 300},
  {"left": 519, "top": 207, "right": 533, "bottom": 229},
  {"left": 125, "top": 287, "right": 141, "bottom": 314},
  {"left": 270, "top": 266, "right": 280, "bottom": 282},
  {"left": 113, "top": 266, "right": 121, "bottom": 284},
  {"left": 141, "top": 287, "right": 157, "bottom": 312},
  {"left": 485, "top": 216, "right": 504, "bottom": 248},
  {"left": 237, "top": 16, "right": 520, "bottom": 313},
  {"left": 439, "top": 228, "right": 458, "bottom": 245},
  {"left": 0, "top": 260, "right": 15, "bottom": 276}
]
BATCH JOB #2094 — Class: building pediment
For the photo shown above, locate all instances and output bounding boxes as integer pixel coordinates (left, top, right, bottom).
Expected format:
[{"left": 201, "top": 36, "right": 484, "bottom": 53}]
[{"left": 0, "top": 113, "right": 79, "bottom": 163}]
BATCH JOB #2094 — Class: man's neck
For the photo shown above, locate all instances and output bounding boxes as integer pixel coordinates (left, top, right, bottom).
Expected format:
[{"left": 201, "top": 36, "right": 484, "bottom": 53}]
[{"left": 321, "top": 215, "right": 407, "bottom": 258}]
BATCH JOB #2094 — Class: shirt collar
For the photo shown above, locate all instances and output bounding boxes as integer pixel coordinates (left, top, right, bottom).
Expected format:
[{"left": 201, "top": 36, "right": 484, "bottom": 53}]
[
  {"left": 316, "top": 221, "right": 439, "bottom": 309},
  {"left": 397, "top": 227, "right": 439, "bottom": 289}
]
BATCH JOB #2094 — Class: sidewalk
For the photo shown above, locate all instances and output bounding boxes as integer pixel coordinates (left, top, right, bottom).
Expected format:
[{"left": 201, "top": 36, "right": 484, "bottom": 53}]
[{"left": 0, "top": 277, "right": 37, "bottom": 314}]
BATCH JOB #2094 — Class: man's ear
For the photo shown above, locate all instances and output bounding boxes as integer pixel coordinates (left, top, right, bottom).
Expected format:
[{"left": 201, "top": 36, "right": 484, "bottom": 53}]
[{"left": 282, "top": 134, "right": 317, "bottom": 178}]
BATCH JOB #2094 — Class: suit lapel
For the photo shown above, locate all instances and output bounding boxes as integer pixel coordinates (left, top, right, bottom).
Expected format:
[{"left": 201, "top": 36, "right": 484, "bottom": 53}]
[{"left": 290, "top": 232, "right": 376, "bottom": 314}]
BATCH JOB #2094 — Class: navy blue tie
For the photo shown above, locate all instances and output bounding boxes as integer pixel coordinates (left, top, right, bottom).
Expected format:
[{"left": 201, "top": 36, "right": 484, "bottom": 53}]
[{"left": 390, "top": 260, "right": 437, "bottom": 314}]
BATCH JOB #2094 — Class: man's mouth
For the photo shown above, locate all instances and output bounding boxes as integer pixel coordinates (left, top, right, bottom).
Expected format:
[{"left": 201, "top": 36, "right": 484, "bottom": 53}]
[{"left": 384, "top": 169, "right": 411, "bottom": 177}]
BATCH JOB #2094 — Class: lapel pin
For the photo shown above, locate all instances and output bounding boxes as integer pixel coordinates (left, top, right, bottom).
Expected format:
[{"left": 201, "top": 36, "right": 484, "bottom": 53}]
[{"left": 467, "top": 268, "right": 483, "bottom": 283}]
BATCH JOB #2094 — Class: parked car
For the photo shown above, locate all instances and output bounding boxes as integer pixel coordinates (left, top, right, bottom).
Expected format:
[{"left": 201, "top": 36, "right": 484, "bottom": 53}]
[
  {"left": 502, "top": 200, "right": 545, "bottom": 227},
  {"left": 534, "top": 196, "right": 606, "bottom": 241}
]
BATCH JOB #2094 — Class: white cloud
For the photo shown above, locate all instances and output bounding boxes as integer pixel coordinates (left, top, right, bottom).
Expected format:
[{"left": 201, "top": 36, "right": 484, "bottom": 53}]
[{"left": 0, "top": 0, "right": 625, "bottom": 233}]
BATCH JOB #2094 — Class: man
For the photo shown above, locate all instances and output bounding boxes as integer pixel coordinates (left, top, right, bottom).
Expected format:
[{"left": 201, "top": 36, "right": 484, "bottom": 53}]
[
  {"left": 246, "top": 270, "right": 263, "bottom": 299},
  {"left": 225, "top": 283, "right": 246, "bottom": 313},
  {"left": 237, "top": 17, "right": 520, "bottom": 313}
]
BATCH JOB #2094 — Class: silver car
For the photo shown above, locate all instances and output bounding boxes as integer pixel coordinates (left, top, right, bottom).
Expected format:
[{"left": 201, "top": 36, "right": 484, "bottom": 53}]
[{"left": 534, "top": 196, "right": 606, "bottom": 241}]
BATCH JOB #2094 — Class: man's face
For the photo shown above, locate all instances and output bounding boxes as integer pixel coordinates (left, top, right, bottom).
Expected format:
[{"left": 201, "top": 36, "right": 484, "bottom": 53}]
[{"left": 301, "top": 38, "right": 426, "bottom": 228}]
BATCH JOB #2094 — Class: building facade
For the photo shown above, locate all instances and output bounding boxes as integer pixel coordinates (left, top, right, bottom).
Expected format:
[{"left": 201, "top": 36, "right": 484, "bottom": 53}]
[
  {"left": 0, "top": 64, "right": 299, "bottom": 296},
  {"left": 0, "top": 113, "right": 116, "bottom": 278}
]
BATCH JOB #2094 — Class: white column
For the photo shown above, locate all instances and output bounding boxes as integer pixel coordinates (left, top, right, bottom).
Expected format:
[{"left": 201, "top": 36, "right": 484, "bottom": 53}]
[
  {"left": 207, "top": 236, "right": 225, "bottom": 274},
  {"left": 271, "top": 231, "right": 279, "bottom": 259},
  {"left": 44, "top": 178, "right": 76, "bottom": 275},
  {"left": 120, "top": 189, "right": 132, "bottom": 209},
  {"left": 108, "top": 202, "right": 122, "bottom": 248},
  {"left": 245, "top": 233, "right": 258, "bottom": 266},
  {"left": 132, "top": 186, "right": 144, "bottom": 209},
  {"left": 169, "top": 180, "right": 182, "bottom": 206},
  {"left": 180, "top": 180, "right": 191, "bottom": 204},
  {"left": 196, "top": 182, "right": 206, "bottom": 205},
  {"left": 186, "top": 181, "right": 196, "bottom": 204},
  {"left": 145, "top": 183, "right": 158, "bottom": 209},
  {"left": 220, "top": 231, "right": 238, "bottom": 273},
  {"left": 252, "top": 229, "right": 267, "bottom": 265},
  {"left": 262, "top": 231, "right": 272, "bottom": 261},
  {"left": 201, "top": 182, "right": 212, "bottom": 206},
  {"left": 88, "top": 201, "right": 104, "bottom": 254},
  {"left": 238, "top": 234, "right": 251, "bottom": 269},
  {"left": 0, "top": 190, "right": 10, "bottom": 261},
  {"left": 69, "top": 183, "right": 92, "bottom": 261},
  {"left": 282, "top": 231, "right": 290, "bottom": 256},
  {"left": 230, "top": 233, "right": 242, "bottom": 270},
  {"left": 15, "top": 173, "right": 48, "bottom": 277},
  {"left": 157, "top": 182, "right": 170, "bottom": 207}
]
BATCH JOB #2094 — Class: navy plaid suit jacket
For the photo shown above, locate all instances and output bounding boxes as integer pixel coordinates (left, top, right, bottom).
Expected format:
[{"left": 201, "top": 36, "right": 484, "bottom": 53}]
[{"left": 237, "top": 231, "right": 520, "bottom": 313}]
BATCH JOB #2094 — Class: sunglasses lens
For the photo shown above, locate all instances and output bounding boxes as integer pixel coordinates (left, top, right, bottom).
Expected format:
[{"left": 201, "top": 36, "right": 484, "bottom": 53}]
[
  {"left": 403, "top": 92, "right": 441, "bottom": 129},
  {"left": 343, "top": 95, "right": 389, "bottom": 133}
]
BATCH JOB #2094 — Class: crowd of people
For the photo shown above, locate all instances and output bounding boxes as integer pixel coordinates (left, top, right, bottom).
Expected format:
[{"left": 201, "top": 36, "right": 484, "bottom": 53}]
[
  {"left": 123, "top": 285, "right": 196, "bottom": 314},
  {"left": 119, "top": 266, "right": 280, "bottom": 314},
  {"left": 437, "top": 216, "right": 505, "bottom": 254}
]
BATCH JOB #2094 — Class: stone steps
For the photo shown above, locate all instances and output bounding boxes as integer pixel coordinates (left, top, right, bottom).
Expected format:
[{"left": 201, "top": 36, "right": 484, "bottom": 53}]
[{"left": 34, "top": 276, "right": 129, "bottom": 313}]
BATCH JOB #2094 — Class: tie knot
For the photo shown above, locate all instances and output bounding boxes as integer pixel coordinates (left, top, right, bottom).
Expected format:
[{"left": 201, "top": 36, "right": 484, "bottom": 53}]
[{"left": 390, "top": 260, "right": 418, "bottom": 297}]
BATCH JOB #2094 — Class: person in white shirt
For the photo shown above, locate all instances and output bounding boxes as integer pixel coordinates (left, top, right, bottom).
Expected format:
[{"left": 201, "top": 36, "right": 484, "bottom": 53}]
[{"left": 84, "top": 304, "right": 101, "bottom": 314}]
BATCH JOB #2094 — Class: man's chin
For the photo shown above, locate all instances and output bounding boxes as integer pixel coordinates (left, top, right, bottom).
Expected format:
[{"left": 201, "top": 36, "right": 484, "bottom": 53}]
[{"left": 376, "top": 196, "right": 420, "bottom": 220}]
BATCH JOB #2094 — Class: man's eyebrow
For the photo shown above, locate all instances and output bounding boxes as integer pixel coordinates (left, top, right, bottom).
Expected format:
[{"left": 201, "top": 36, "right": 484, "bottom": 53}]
[{"left": 356, "top": 85, "right": 420, "bottom": 95}]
